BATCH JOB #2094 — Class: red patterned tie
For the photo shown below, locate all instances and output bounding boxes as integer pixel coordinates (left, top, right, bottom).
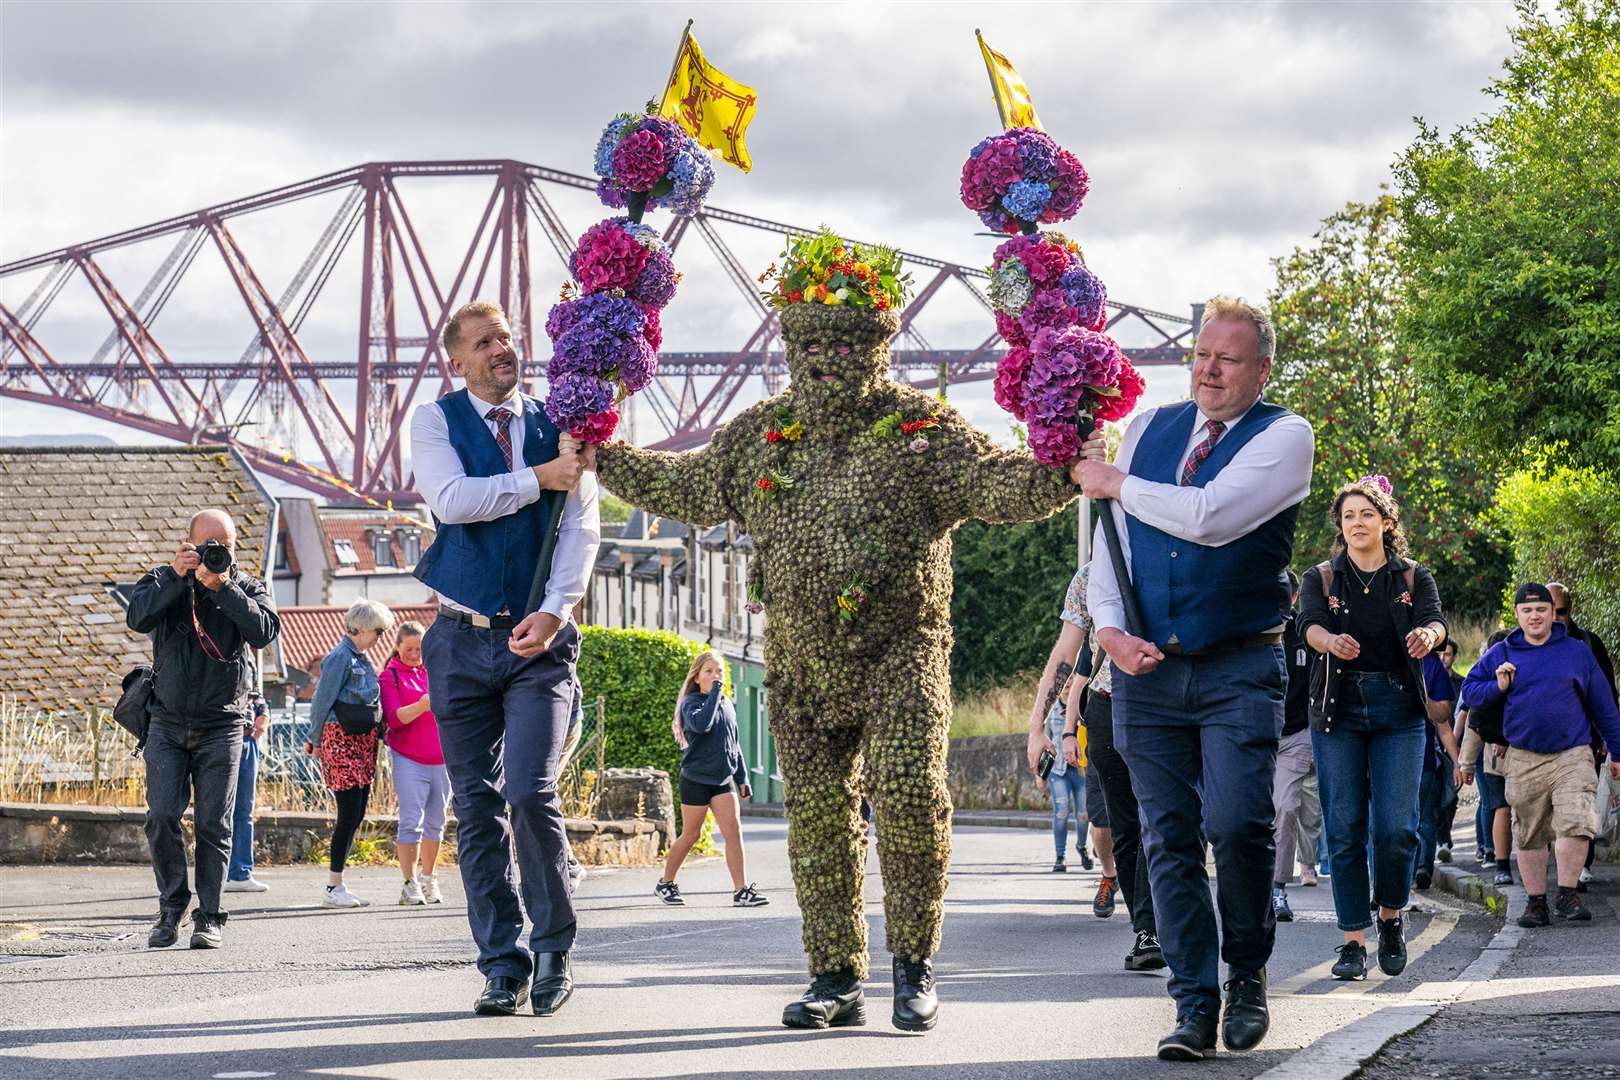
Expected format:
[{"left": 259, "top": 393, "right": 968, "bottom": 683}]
[
  {"left": 1180, "top": 419, "right": 1227, "bottom": 486},
  {"left": 486, "top": 407, "right": 515, "bottom": 471}
]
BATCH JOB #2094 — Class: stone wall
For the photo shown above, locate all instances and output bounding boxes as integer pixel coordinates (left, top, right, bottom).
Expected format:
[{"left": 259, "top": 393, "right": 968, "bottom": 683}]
[
  {"left": 0, "top": 766, "right": 675, "bottom": 867},
  {"left": 948, "top": 734, "right": 1050, "bottom": 812}
]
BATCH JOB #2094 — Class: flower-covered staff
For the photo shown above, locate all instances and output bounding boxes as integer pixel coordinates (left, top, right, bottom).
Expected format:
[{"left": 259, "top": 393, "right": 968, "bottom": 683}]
[{"left": 593, "top": 231, "right": 1078, "bottom": 1037}]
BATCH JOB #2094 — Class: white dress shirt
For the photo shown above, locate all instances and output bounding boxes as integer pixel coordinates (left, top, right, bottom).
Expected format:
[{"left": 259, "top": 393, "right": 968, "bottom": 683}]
[
  {"left": 410, "top": 387, "right": 600, "bottom": 622},
  {"left": 1087, "top": 398, "right": 1314, "bottom": 636}
]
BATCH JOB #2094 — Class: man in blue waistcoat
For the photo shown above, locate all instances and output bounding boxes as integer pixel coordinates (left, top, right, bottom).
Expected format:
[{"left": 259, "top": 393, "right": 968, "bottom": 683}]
[
  {"left": 1074, "top": 295, "right": 1314, "bottom": 1061},
  {"left": 409, "top": 300, "right": 599, "bottom": 1017}
]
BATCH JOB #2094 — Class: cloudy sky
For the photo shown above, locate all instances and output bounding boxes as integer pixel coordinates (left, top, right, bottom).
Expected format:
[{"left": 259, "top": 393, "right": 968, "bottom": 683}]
[{"left": 0, "top": 0, "right": 1517, "bottom": 474}]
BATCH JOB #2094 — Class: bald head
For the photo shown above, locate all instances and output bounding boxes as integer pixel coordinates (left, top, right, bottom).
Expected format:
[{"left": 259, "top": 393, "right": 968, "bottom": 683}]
[{"left": 188, "top": 509, "right": 237, "bottom": 548}]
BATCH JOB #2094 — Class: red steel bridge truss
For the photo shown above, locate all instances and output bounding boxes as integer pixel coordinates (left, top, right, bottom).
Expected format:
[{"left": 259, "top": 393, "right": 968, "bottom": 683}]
[{"left": 0, "top": 160, "right": 1192, "bottom": 505}]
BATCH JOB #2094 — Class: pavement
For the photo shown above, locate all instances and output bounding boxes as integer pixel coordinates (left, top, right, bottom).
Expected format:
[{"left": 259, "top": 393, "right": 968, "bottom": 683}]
[{"left": 0, "top": 819, "right": 1604, "bottom": 1080}]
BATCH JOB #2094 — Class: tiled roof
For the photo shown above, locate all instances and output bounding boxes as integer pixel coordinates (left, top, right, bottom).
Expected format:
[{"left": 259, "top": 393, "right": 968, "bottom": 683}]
[
  {"left": 316, "top": 509, "right": 432, "bottom": 574},
  {"left": 0, "top": 445, "right": 275, "bottom": 718},
  {"left": 276, "top": 604, "right": 440, "bottom": 677}
]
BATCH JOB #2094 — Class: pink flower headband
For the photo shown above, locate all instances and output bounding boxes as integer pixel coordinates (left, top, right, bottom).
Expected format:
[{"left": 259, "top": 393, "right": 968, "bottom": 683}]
[{"left": 1358, "top": 473, "right": 1394, "bottom": 495}]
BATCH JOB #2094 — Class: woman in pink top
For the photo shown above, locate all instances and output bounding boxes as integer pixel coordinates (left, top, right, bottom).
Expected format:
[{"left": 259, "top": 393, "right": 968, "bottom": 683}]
[{"left": 380, "top": 621, "right": 450, "bottom": 906}]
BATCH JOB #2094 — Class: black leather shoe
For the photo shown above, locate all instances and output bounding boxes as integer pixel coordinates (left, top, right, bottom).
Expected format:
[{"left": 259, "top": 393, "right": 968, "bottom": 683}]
[
  {"left": 891, "top": 956, "right": 938, "bottom": 1032},
  {"left": 147, "top": 910, "right": 181, "bottom": 949},
  {"left": 1157, "top": 1014, "right": 1217, "bottom": 1061},
  {"left": 781, "top": 967, "right": 865, "bottom": 1029},
  {"left": 1221, "top": 969, "right": 1269, "bottom": 1051},
  {"left": 188, "top": 909, "right": 226, "bottom": 949},
  {"left": 531, "top": 951, "right": 573, "bottom": 1016},
  {"left": 474, "top": 976, "right": 529, "bottom": 1016},
  {"left": 1376, "top": 916, "right": 1407, "bottom": 976}
]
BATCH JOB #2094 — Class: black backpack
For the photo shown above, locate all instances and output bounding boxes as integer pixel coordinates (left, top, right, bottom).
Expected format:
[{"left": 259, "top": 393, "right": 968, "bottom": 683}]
[{"left": 112, "top": 665, "right": 155, "bottom": 751}]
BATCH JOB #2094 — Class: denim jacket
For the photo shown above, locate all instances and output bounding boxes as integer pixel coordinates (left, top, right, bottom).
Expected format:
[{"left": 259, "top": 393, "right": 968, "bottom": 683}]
[{"left": 307, "top": 635, "right": 381, "bottom": 748}]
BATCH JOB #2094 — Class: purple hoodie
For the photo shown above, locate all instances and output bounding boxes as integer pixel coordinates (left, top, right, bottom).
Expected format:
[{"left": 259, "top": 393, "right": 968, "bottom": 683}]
[{"left": 1461, "top": 623, "right": 1620, "bottom": 757}]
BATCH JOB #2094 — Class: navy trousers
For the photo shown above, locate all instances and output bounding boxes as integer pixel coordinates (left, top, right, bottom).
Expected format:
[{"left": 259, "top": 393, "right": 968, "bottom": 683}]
[
  {"left": 1114, "top": 645, "right": 1283, "bottom": 1022},
  {"left": 424, "top": 616, "right": 579, "bottom": 980}
]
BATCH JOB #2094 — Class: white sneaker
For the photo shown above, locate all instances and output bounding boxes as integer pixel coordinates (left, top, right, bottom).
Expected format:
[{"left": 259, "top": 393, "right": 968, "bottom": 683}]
[
  {"left": 419, "top": 874, "right": 443, "bottom": 904},
  {"left": 1580, "top": 867, "right": 1594, "bottom": 885},
  {"left": 322, "top": 884, "right": 367, "bottom": 908},
  {"left": 223, "top": 877, "right": 269, "bottom": 893},
  {"left": 399, "top": 878, "right": 425, "bottom": 906}
]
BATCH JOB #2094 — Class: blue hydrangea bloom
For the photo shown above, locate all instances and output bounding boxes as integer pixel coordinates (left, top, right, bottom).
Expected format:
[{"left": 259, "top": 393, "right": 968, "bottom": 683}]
[
  {"left": 1002, "top": 179, "right": 1052, "bottom": 223},
  {"left": 594, "top": 117, "right": 634, "bottom": 177}
]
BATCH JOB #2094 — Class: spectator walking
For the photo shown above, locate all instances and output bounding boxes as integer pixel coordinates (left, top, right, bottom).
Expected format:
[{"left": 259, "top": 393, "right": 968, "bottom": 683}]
[
  {"left": 304, "top": 599, "right": 393, "bottom": 909},
  {"left": 1413, "top": 652, "right": 1459, "bottom": 889},
  {"left": 1433, "top": 639, "right": 1466, "bottom": 865},
  {"left": 1271, "top": 572, "right": 1322, "bottom": 923},
  {"left": 1042, "top": 673, "right": 1088, "bottom": 873},
  {"left": 380, "top": 620, "right": 451, "bottom": 907},
  {"left": 1058, "top": 589, "right": 1165, "bottom": 970},
  {"left": 1548, "top": 582, "right": 1617, "bottom": 887},
  {"left": 1298, "top": 476, "right": 1449, "bottom": 982},
  {"left": 223, "top": 686, "right": 270, "bottom": 893},
  {"left": 1458, "top": 631, "right": 1513, "bottom": 884},
  {"left": 1460, "top": 584, "right": 1620, "bottom": 928},
  {"left": 128, "top": 509, "right": 280, "bottom": 949},
  {"left": 655, "top": 650, "right": 768, "bottom": 908}
]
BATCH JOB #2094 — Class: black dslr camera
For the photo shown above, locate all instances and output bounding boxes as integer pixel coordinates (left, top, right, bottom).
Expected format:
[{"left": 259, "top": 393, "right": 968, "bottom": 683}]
[{"left": 199, "top": 539, "right": 232, "bottom": 575}]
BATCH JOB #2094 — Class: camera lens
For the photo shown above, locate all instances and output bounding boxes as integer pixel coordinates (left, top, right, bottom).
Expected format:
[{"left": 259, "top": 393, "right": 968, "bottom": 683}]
[{"left": 201, "top": 541, "right": 232, "bottom": 574}]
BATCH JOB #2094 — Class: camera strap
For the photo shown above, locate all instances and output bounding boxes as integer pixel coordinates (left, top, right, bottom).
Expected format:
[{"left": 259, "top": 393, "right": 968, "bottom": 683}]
[{"left": 190, "top": 587, "right": 230, "bottom": 664}]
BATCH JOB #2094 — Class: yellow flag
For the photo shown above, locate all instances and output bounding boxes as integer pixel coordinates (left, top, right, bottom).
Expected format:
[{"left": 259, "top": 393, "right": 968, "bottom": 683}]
[
  {"left": 976, "top": 30, "right": 1042, "bottom": 131},
  {"left": 658, "top": 28, "right": 758, "bottom": 172}
]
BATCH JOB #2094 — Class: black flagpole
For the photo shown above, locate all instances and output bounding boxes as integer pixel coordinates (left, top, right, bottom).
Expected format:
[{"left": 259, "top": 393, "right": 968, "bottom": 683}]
[{"left": 1078, "top": 414, "right": 1146, "bottom": 639}]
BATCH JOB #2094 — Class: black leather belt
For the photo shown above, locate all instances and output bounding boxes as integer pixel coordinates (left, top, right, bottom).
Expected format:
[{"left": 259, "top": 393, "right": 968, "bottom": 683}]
[
  {"left": 437, "top": 606, "right": 517, "bottom": 630},
  {"left": 1162, "top": 631, "right": 1282, "bottom": 657}
]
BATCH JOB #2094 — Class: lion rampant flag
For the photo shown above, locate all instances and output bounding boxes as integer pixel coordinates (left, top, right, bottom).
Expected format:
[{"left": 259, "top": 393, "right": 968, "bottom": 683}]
[
  {"left": 658, "top": 24, "right": 758, "bottom": 173},
  {"left": 976, "top": 30, "right": 1042, "bottom": 131}
]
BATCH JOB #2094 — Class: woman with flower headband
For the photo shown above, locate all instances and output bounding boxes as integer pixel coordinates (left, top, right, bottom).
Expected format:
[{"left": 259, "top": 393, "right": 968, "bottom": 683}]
[
  {"left": 1297, "top": 475, "right": 1455, "bottom": 982},
  {"left": 654, "top": 649, "right": 769, "bottom": 910}
]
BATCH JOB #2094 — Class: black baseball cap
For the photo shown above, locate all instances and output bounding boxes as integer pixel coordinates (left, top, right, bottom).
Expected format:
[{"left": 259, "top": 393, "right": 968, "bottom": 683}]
[{"left": 1514, "top": 582, "right": 1554, "bottom": 607}]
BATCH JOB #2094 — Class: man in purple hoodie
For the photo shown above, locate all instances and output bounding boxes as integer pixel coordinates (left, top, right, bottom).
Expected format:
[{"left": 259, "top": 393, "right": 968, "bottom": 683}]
[{"left": 1461, "top": 583, "right": 1620, "bottom": 927}]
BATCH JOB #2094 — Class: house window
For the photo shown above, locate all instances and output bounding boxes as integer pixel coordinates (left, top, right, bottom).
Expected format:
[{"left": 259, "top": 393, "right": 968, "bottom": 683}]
[
  {"left": 373, "top": 534, "right": 394, "bottom": 568},
  {"left": 695, "top": 550, "right": 707, "bottom": 623},
  {"left": 333, "top": 539, "right": 359, "bottom": 567},
  {"left": 402, "top": 531, "right": 421, "bottom": 564},
  {"left": 274, "top": 532, "right": 289, "bottom": 572}
]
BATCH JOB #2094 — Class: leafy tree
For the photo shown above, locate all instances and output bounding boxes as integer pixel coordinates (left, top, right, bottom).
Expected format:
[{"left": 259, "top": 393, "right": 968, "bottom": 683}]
[
  {"left": 1394, "top": 0, "right": 1620, "bottom": 475},
  {"left": 599, "top": 492, "right": 632, "bottom": 524},
  {"left": 950, "top": 504, "right": 1079, "bottom": 694},
  {"left": 1267, "top": 195, "right": 1506, "bottom": 619},
  {"left": 1492, "top": 461, "right": 1620, "bottom": 644}
]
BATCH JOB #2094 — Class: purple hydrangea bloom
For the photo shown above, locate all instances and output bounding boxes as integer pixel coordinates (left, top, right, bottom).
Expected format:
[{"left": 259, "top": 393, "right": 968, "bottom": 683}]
[
  {"left": 1018, "top": 135, "right": 1058, "bottom": 183},
  {"left": 631, "top": 249, "right": 678, "bottom": 307},
  {"left": 615, "top": 335, "right": 657, "bottom": 392},
  {"left": 545, "top": 372, "right": 617, "bottom": 432},
  {"left": 664, "top": 146, "right": 715, "bottom": 217},
  {"left": 595, "top": 176, "right": 628, "bottom": 210},
  {"left": 1060, "top": 266, "right": 1108, "bottom": 329},
  {"left": 978, "top": 205, "right": 1017, "bottom": 233},
  {"left": 1002, "top": 179, "right": 1053, "bottom": 223},
  {"left": 1026, "top": 418, "right": 1082, "bottom": 466},
  {"left": 639, "top": 114, "right": 686, "bottom": 149},
  {"left": 1023, "top": 326, "right": 1123, "bottom": 424}
]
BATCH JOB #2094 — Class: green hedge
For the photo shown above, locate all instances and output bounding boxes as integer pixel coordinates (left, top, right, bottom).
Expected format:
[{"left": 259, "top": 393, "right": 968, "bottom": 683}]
[
  {"left": 1492, "top": 463, "right": 1620, "bottom": 645},
  {"left": 578, "top": 626, "right": 718, "bottom": 783}
]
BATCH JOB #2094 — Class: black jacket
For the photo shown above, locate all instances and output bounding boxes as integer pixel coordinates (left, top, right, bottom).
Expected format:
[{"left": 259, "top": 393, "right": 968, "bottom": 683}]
[
  {"left": 1298, "top": 552, "right": 1447, "bottom": 733},
  {"left": 126, "top": 565, "right": 281, "bottom": 728},
  {"left": 1282, "top": 613, "right": 1311, "bottom": 737}
]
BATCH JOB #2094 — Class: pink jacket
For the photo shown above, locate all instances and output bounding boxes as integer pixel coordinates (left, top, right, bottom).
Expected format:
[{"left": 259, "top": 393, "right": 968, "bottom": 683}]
[{"left": 379, "top": 657, "right": 443, "bottom": 765}]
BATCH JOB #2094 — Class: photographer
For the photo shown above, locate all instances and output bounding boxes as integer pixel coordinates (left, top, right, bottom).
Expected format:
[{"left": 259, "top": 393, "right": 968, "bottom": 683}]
[{"left": 126, "top": 509, "right": 280, "bottom": 950}]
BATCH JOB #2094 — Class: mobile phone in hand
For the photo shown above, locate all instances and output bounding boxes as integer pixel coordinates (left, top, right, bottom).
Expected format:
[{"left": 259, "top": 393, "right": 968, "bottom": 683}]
[{"left": 1037, "top": 747, "right": 1056, "bottom": 780}]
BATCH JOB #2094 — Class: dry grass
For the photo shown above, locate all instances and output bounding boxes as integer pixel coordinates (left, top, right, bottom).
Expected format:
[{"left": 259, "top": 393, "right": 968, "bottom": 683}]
[{"left": 950, "top": 673, "right": 1042, "bottom": 739}]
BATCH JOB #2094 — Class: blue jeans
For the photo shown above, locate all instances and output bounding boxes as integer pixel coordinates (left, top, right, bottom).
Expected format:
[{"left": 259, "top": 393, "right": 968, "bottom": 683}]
[
  {"left": 228, "top": 734, "right": 259, "bottom": 881},
  {"left": 1115, "top": 645, "right": 1283, "bottom": 1022},
  {"left": 1312, "top": 673, "right": 1426, "bottom": 932},
  {"left": 1416, "top": 760, "right": 1447, "bottom": 873},
  {"left": 424, "top": 617, "right": 579, "bottom": 980},
  {"left": 1049, "top": 766, "right": 1086, "bottom": 858}
]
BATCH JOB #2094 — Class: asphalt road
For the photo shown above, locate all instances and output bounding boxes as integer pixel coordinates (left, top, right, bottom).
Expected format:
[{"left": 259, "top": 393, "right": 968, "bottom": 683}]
[{"left": 0, "top": 821, "right": 1501, "bottom": 1080}]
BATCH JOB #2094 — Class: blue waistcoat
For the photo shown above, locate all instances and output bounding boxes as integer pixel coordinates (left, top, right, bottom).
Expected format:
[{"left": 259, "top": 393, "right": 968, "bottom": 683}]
[
  {"left": 1125, "top": 400, "right": 1301, "bottom": 653},
  {"left": 413, "top": 389, "right": 560, "bottom": 617}
]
